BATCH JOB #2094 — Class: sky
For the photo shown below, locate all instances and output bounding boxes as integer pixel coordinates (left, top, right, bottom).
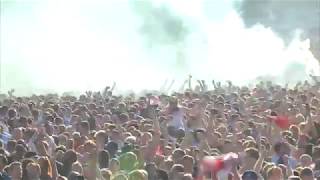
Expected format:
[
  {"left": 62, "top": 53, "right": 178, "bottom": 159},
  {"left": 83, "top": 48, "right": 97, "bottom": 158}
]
[{"left": 1, "top": 0, "right": 319, "bottom": 95}]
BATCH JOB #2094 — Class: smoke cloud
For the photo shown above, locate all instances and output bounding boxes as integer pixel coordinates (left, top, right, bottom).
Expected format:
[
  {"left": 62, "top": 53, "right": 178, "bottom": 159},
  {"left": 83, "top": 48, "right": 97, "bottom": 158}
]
[
  {"left": 235, "top": 0, "right": 320, "bottom": 61},
  {"left": 1, "top": 0, "right": 319, "bottom": 95}
]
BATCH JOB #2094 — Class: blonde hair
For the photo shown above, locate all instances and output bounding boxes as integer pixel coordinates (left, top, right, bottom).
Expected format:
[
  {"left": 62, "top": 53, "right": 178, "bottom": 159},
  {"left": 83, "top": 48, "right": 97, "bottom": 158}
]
[
  {"left": 101, "top": 168, "right": 112, "bottom": 180},
  {"left": 112, "top": 174, "right": 128, "bottom": 180},
  {"left": 267, "top": 166, "right": 282, "bottom": 178},
  {"left": 128, "top": 169, "right": 148, "bottom": 180}
]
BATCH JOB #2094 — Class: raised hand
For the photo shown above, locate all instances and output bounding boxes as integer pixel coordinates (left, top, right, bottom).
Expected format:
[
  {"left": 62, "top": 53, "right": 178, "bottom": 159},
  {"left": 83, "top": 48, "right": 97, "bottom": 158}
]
[
  {"left": 8, "top": 89, "right": 15, "bottom": 97},
  {"left": 85, "top": 91, "right": 92, "bottom": 97}
]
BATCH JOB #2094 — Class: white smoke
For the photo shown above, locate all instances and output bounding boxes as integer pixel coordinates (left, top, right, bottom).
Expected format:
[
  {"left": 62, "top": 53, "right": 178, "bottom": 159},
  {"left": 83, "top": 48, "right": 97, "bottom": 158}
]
[{"left": 1, "top": 0, "right": 319, "bottom": 96}]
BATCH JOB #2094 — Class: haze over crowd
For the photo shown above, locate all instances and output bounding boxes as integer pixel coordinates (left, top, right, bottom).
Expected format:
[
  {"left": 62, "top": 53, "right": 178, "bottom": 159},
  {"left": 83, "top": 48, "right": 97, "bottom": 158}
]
[{"left": 1, "top": 0, "right": 319, "bottom": 95}]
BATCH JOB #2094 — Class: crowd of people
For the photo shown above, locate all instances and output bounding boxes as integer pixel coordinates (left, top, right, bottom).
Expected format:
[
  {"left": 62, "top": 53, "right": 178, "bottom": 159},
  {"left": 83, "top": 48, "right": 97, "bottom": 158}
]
[{"left": 0, "top": 76, "right": 320, "bottom": 180}]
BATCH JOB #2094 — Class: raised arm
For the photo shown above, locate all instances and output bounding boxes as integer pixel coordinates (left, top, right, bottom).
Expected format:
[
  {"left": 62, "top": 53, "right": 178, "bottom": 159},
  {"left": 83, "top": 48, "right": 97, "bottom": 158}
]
[
  {"left": 253, "top": 145, "right": 267, "bottom": 173},
  {"left": 110, "top": 81, "right": 116, "bottom": 92},
  {"left": 188, "top": 75, "right": 192, "bottom": 90},
  {"left": 303, "top": 104, "right": 317, "bottom": 136},
  {"left": 179, "top": 79, "right": 188, "bottom": 92},
  {"left": 160, "top": 79, "right": 168, "bottom": 93},
  {"left": 166, "top": 80, "right": 175, "bottom": 92},
  {"left": 102, "top": 86, "right": 110, "bottom": 98},
  {"left": 212, "top": 80, "right": 217, "bottom": 89},
  {"left": 197, "top": 80, "right": 204, "bottom": 92}
]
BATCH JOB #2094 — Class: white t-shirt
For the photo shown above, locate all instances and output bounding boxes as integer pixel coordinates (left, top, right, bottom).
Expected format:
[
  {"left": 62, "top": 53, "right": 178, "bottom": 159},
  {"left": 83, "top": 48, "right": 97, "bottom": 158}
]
[{"left": 168, "top": 109, "right": 185, "bottom": 130}]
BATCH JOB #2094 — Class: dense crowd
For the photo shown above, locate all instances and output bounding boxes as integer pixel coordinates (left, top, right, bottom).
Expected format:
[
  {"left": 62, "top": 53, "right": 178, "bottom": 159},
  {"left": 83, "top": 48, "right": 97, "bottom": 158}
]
[{"left": 0, "top": 77, "right": 320, "bottom": 180}]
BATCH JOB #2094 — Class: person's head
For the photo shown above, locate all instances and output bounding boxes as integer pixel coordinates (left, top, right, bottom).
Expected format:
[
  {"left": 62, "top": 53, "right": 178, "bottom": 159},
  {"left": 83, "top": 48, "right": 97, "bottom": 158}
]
[
  {"left": 112, "top": 174, "right": 128, "bottom": 180},
  {"left": 169, "top": 97, "right": 178, "bottom": 110},
  {"left": 0, "top": 154, "right": 8, "bottom": 171},
  {"left": 169, "top": 164, "right": 184, "bottom": 180},
  {"left": 79, "top": 121, "right": 89, "bottom": 136},
  {"left": 182, "top": 155, "right": 194, "bottom": 174},
  {"left": 43, "top": 123, "right": 53, "bottom": 136},
  {"left": 8, "top": 108, "right": 17, "bottom": 119},
  {"left": 119, "top": 152, "right": 138, "bottom": 172},
  {"left": 172, "top": 149, "right": 185, "bottom": 164},
  {"left": 288, "top": 176, "right": 301, "bottom": 180},
  {"left": 62, "top": 150, "right": 77, "bottom": 176},
  {"left": 38, "top": 156, "right": 52, "bottom": 178},
  {"left": 55, "top": 149, "right": 64, "bottom": 162},
  {"left": 58, "top": 134, "right": 67, "bottom": 146},
  {"left": 182, "top": 173, "right": 193, "bottom": 180},
  {"left": 106, "top": 141, "right": 118, "bottom": 158},
  {"left": 298, "top": 134, "right": 310, "bottom": 147},
  {"left": 313, "top": 146, "right": 320, "bottom": 161},
  {"left": 19, "top": 117, "right": 28, "bottom": 128},
  {"left": 140, "top": 132, "right": 152, "bottom": 146},
  {"left": 95, "top": 130, "right": 107, "bottom": 151},
  {"left": 83, "top": 140, "right": 96, "bottom": 154},
  {"left": 289, "top": 125, "right": 300, "bottom": 140},
  {"left": 57, "top": 175, "right": 68, "bottom": 180},
  {"left": 278, "top": 164, "right": 288, "bottom": 178},
  {"left": 267, "top": 166, "right": 283, "bottom": 180},
  {"left": 7, "top": 140, "right": 17, "bottom": 153},
  {"left": 71, "top": 161, "right": 83, "bottom": 175},
  {"left": 24, "top": 151, "right": 37, "bottom": 159},
  {"left": 299, "top": 154, "right": 313, "bottom": 167},
  {"left": 15, "top": 144, "right": 27, "bottom": 160},
  {"left": 145, "top": 163, "right": 157, "bottom": 180},
  {"left": 243, "top": 148, "right": 260, "bottom": 168},
  {"left": 156, "top": 169, "right": 168, "bottom": 180},
  {"left": 98, "top": 150, "right": 110, "bottom": 169},
  {"left": 128, "top": 169, "right": 148, "bottom": 180},
  {"left": 26, "top": 162, "right": 41, "bottom": 179},
  {"left": 68, "top": 171, "right": 85, "bottom": 180},
  {"left": 62, "top": 149, "right": 77, "bottom": 165},
  {"left": 242, "top": 170, "right": 259, "bottom": 180},
  {"left": 21, "top": 158, "right": 35, "bottom": 180},
  {"left": 100, "top": 168, "right": 112, "bottom": 180},
  {"left": 300, "top": 167, "right": 313, "bottom": 180},
  {"left": 109, "top": 158, "right": 120, "bottom": 173},
  {"left": 7, "top": 162, "right": 22, "bottom": 180},
  {"left": 274, "top": 141, "right": 290, "bottom": 156},
  {"left": 83, "top": 162, "right": 96, "bottom": 180},
  {"left": 13, "top": 128, "right": 23, "bottom": 140}
]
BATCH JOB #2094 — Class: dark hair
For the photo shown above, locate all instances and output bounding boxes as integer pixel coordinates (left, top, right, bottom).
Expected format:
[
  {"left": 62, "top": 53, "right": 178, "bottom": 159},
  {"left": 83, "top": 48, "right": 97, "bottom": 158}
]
[
  {"left": 0, "top": 154, "right": 8, "bottom": 166},
  {"left": 245, "top": 148, "right": 260, "bottom": 160},
  {"left": 7, "top": 140, "right": 17, "bottom": 152},
  {"left": 314, "top": 159, "right": 320, "bottom": 170},
  {"left": 157, "top": 169, "right": 168, "bottom": 180},
  {"left": 105, "top": 141, "right": 118, "bottom": 158},
  {"left": 98, "top": 150, "right": 109, "bottom": 169},
  {"left": 61, "top": 150, "right": 77, "bottom": 177},
  {"left": 313, "top": 146, "right": 320, "bottom": 161},
  {"left": 305, "top": 143, "right": 313, "bottom": 156},
  {"left": 300, "top": 167, "right": 313, "bottom": 177},
  {"left": 24, "top": 151, "right": 37, "bottom": 159},
  {"left": 8, "top": 109, "right": 17, "bottom": 118},
  {"left": 22, "top": 158, "right": 35, "bottom": 180},
  {"left": 274, "top": 142, "right": 282, "bottom": 153},
  {"left": 68, "top": 171, "right": 84, "bottom": 180},
  {"left": 39, "top": 156, "right": 53, "bottom": 179},
  {"left": 79, "top": 121, "right": 89, "bottom": 130},
  {"left": 242, "top": 170, "right": 258, "bottom": 180}
]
